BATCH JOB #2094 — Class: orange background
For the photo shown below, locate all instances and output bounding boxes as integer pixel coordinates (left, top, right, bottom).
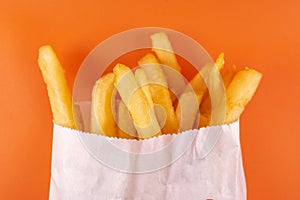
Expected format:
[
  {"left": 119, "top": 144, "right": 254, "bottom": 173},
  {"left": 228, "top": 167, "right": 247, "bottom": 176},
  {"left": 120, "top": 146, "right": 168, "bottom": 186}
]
[{"left": 1, "top": 0, "right": 300, "bottom": 199}]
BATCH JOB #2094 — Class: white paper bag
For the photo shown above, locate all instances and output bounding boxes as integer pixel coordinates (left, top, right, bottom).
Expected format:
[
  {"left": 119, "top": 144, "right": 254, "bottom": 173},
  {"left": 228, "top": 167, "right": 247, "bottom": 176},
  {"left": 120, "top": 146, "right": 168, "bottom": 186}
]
[{"left": 49, "top": 124, "right": 246, "bottom": 199}]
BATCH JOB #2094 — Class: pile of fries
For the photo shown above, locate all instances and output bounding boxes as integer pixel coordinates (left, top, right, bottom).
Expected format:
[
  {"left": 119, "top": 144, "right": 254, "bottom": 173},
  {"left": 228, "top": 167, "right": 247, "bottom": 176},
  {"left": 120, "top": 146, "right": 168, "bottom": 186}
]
[{"left": 38, "top": 32, "right": 262, "bottom": 140}]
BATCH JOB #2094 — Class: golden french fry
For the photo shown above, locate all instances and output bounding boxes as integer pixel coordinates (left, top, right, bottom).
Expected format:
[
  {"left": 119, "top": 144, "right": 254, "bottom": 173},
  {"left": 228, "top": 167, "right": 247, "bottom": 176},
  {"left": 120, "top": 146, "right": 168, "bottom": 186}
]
[
  {"left": 134, "top": 68, "right": 170, "bottom": 132},
  {"left": 138, "top": 53, "right": 179, "bottom": 134},
  {"left": 201, "top": 63, "right": 226, "bottom": 126},
  {"left": 135, "top": 68, "right": 169, "bottom": 133},
  {"left": 179, "top": 63, "right": 226, "bottom": 129},
  {"left": 151, "top": 32, "right": 181, "bottom": 72},
  {"left": 187, "top": 73, "right": 207, "bottom": 100},
  {"left": 225, "top": 68, "right": 262, "bottom": 124},
  {"left": 176, "top": 72, "right": 205, "bottom": 130},
  {"left": 188, "top": 52, "right": 225, "bottom": 101},
  {"left": 198, "top": 63, "right": 235, "bottom": 127},
  {"left": 194, "top": 53, "right": 225, "bottom": 128},
  {"left": 175, "top": 91, "right": 199, "bottom": 131},
  {"left": 135, "top": 69, "right": 154, "bottom": 107},
  {"left": 177, "top": 65, "right": 224, "bottom": 131},
  {"left": 215, "top": 52, "right": 225, "bottom": 71},
  {"left": 198, "top": 63, "right": 233, "bottom": 128},
  {"left": 135, "top": 67, "right": 167, "bottom": 130},
  {"left": 138, "top": 53, "right": 167, "bottom": 86},
  {"left": 113, "top": 64, "right": 161, "bottom": 139},
  {"left": 151, "top": 32, "right": 186, "bottom": 100},
  {"left": 90, "top": 73, "right": 117, "bottom": 137},
  {"left": 73, "top": 103, "right": 84, "bottom": 131},
  {"left": 177, "top": 53, "right": 225, "bottom": 129},
  {"left": 38, "top": 45, "right": 75, "bottom": 128},
  {"left": 117, "top": 100, "right": 136, "bottom": 139},
  {"left": 198, "top": 93, "right": 211, "bottom": 128}
]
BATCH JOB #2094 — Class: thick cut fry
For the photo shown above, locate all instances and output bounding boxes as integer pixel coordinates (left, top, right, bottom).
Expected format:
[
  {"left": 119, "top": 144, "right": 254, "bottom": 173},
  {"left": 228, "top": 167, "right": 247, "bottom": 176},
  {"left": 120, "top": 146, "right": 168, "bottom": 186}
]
[
  {"left": 187, "top": 73, "right": 207, "bottom": 101},
  {"left": 151, "top": 32, "right": 186, "bottom": 100},
  {"left": 73, "top": 103, "right": 84, "bottom": 131},
  {"left": 138, "top": 53, "right": 179, "bottom": 134},
  {"left": 176, "top": 72, "right": 206, "bottom": 130},
  {"left": 176, "top": 91, "right": 199, "bottom": 131},
  {"left": 225, "top": 68, "right": 262, "bottom": 124},
  {"left": 215, "top": 52, "right": 225, "bottom": 71},
  {"left": 38, "top": 45, "right": 75, "bottom": 128},
  {"left": 176, "top": 64, "right": 226, "bottom": 129},
  {"left": 135, "top": 69, "right": 154, "bottom": 107},
  {"left": 151, "top": 32, "right": 181, "bottom": 72},
  {"left": 113, "top": 64, "right": 161, "bottom": 139},
  {"left": 188, "top": 52, "right": 225, "bottom": 101},
  {"left": 177, "top": 53, "right": 225, "bottom": 129},
  {"left": 201, "top": 64, "right": 226, "bottom": 126},
  {"left": 135, "top": 68, "right": 169, "bottom": 130},
  {"left": 90, "top": 73, "right": 117, "bottom": 137},
  {"left": 138, "top": 53, "right": 167, "bottom": 85},
  {"left": 117, "top": 101, "right": 136, "bottom": 139},
  {"left": 199, "top": 63, "right": 235, "bottom": 128},
  {"left": 135, "top": 68, "right": 167, "bottom": 132},
  {"left": 176, "top": 63, "right": 225, "bottom": 130},
  {"left": 198, "top": 95, "right": 211, "bottom": 127}
]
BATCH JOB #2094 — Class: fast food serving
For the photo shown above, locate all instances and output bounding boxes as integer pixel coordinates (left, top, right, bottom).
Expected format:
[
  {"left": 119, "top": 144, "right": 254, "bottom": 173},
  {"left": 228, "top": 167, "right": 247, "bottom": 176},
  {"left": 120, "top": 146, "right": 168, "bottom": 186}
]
[
  {"left": 38, "top": 32, "right": 262, "bottom": 139},
  {"left": 39, "top": 29, "right": 261, "bottom": 199}
]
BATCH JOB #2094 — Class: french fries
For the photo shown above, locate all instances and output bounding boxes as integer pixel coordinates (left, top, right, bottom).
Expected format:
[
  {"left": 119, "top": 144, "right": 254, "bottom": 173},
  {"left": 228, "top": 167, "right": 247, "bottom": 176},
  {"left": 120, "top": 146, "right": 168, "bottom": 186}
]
[
  {"left": 215, "top": 52, "right": 225, "bottom": 71},
  {"left": 197, "top": 53, "right": 227, "bottom": 128},
  {"left": 117, "top": 100, "right": 136, "bottom": 139},
  {"left": 199, "top": 63, "right": 226, "bottom": 126},
  {"left": 176, "top": 91, "right": 199, "bottom": 131},
  {"left": 138, "top": 53, "right": 178, "bottom": 134},
  {"left": 178, "top": 53, "right": 225, "bottom": 129},
  {"left": 135, "top": 69, "right": 154, "bottom": 107},
  {"left": 198, "top": 64, "right": 236, "bottom": 127},
  {"left": 38, "top": 32, "right": 262, "bottom": 140},
  {"left": 225, "top": 68, "right": 262, "bottom": 124},
  {"left": 38, "top": 45, "right": 75, "bottom": 129},
  {"left": 90, "top": 73, "right": 117, "bottom": 137},
  {"left": 113, "top": 64, "right": 161, "bottom": 139},
  {"left": 135, "top": 68, "right": 169, "bottom": 132},
  {"left": 188, "top": 53, "right": 225, "bottom": 99},
  {"left": 151, "top": 32, "right": 181, "bottom": 72},
  {"left": 151, "top": 32, "right": 186, "bottom": 101},
  {"left": 175, "top": 71, "right": 205, "bottom": 131}
]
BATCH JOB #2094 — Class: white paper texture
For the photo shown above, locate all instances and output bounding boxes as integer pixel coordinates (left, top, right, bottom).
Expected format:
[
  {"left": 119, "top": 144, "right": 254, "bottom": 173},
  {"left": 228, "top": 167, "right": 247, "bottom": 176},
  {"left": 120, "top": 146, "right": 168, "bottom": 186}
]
[{"left": 49, "top": 120, "right": 246, "bottom": 200}]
